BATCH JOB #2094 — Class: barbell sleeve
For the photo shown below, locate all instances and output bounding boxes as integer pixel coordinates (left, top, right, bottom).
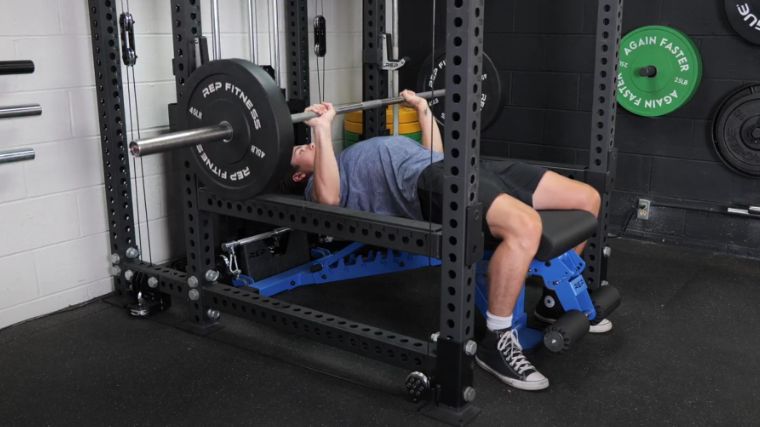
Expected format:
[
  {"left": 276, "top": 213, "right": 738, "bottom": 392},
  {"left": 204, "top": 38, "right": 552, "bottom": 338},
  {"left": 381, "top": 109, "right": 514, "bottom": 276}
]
[
  {"left": 130, "top": 89, "right": 446, "bottom": 157},
  {"left": 0, "top": 104, "right": 42, "bottom": 119},
  {"left": 0, "top": 60, "right": 34, "bottom": 75},
  {"left": 0, "top": 148, "right": 35, "bottom": 165},
  {"left": 129, "top": 122, "right": 234, "bottom": 157},
  {"left": 290, "top": 89, "right": 446, "bottom": 124}
]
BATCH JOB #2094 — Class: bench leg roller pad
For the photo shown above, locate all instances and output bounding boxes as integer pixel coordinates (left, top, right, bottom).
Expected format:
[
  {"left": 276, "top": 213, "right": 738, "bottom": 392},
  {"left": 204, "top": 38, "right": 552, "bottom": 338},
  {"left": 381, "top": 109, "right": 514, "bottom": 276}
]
[
  {"left": 543, "top": 310, "right": 589, "bottom": 353},
  {"left": 590, "top": 285, "right": 622, "bottom": 324}
]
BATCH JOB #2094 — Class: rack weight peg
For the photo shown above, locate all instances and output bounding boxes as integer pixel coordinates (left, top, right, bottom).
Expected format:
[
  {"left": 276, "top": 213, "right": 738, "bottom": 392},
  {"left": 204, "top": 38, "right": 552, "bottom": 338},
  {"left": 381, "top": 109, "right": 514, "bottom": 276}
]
[
  {"left": 0, "top": 148, "right": 35, "bottom": 165},
  {"left": 129, "top": 59, "right": 445, "bottom": 200},
  {"left": 0, "top": 60, "right": 34, "bottom": 75},
  {"left": 0, "top": 104, "right": 42, "bottom": 119}
]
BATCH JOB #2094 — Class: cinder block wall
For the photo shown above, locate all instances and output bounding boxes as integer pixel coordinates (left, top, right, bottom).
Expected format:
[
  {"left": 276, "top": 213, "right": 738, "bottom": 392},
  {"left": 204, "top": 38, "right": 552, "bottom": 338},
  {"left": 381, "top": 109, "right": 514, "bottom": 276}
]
[
  {"left": 401, "top": 0, "right": 760, "bottom": 257},
  {"left": 0, "top": 0, "right": 362, "bottom": 329}
]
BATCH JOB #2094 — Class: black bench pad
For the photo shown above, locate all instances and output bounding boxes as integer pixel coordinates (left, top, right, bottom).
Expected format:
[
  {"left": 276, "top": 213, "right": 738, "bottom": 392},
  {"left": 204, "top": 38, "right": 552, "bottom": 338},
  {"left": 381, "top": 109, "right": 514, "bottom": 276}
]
[
  {"left": 536, "top": 210, "right": 597, "bottom": 261},
  {"left": 485, "top": 210, "right": 597, "bottom": 262}
]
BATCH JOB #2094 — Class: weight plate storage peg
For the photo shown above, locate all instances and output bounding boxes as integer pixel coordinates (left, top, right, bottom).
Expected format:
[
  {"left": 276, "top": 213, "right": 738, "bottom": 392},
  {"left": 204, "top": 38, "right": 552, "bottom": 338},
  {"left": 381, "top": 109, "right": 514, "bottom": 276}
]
[
  {"left": 725, "top": 0, "right": 760, "bottom": 45},
  {"left": 713, "top": 84, "right": 760, "bottom": 177},
  {"left": 418, "top": 51, "right": 503, "bottom": 130},
  {"left": 179, "top": 59, "right": 294, "bottom": 200},
  {"left": 617, "top": 26, "right": 702, "bottom": 117}
]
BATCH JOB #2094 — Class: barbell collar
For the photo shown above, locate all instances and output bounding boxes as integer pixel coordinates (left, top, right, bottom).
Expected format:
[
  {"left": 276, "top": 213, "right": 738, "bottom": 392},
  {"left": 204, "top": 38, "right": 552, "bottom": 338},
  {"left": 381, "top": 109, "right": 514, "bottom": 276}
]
[
  {"left": 0, "top": 148, "right": 35, "bottom": 165},
  {"left": 130, "top": 122, "right": 234, "bottom": 157},
  {"left": 290, "top": 89, "right": 446, "bottom": 124},
  {"left": 0, "top": 104, "right": 42, "bottom": 119}
]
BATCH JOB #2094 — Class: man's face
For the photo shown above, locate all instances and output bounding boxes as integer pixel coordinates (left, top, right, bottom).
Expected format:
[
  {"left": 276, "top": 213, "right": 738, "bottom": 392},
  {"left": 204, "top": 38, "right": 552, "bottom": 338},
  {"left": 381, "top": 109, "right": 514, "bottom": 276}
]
[{"left": 290, "top": 143, "right": 316, "bottom": 182}]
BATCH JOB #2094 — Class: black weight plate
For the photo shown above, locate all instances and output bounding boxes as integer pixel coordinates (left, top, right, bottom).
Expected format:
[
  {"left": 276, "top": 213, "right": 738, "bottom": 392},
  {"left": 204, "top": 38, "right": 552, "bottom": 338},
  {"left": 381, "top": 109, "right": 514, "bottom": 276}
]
[
  {"left": 713, "top": 84, "right": 760, "bottom": 177},
  {"left": 725, "top": 0, "right": 760, "bottom": 45},
  {"left": 180, "top": 59, "right": 294, "bottom": 199},
  {"left": 417, "top": 51, "right": 503, "bottom": 131}
]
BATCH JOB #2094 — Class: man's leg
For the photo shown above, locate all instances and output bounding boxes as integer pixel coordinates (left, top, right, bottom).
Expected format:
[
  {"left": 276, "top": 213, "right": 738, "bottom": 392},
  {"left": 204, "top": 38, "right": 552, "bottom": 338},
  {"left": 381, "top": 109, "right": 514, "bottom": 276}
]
[
  {"left": 531, "top": 171, "right": 601, "bottom": 254},
  {"left": 485, "top": 194, "right": 542, "bottom": 317},
  {"left": 475, "top": 194, "right": 549, "bottom": 391},
  {"left": 531, "top": 171, "right": 612, "bottom": 332}
]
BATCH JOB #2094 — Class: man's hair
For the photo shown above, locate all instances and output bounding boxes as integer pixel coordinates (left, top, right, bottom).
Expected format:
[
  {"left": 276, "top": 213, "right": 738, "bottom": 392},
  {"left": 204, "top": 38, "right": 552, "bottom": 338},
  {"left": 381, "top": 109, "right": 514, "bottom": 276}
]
[{"left": 277, "top": 163, "right": 309, "bottom": 196}]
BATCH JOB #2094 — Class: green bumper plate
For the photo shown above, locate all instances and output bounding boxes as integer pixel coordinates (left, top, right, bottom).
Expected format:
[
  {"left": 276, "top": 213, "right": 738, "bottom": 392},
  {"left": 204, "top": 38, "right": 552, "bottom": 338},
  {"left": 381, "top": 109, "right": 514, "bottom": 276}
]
[{"left": 617, "top": 26, "right": 702, "bottom": 117}]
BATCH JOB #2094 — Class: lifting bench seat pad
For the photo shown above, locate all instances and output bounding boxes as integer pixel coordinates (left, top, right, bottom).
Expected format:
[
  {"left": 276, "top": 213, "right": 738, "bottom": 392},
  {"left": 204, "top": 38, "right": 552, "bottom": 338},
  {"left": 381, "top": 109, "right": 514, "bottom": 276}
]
[
  {"left": 535, "top": 210, "right": 597, "bottom": 261},
  {"left": 484, "top": 210, "right": 598, "bottom": 262}
]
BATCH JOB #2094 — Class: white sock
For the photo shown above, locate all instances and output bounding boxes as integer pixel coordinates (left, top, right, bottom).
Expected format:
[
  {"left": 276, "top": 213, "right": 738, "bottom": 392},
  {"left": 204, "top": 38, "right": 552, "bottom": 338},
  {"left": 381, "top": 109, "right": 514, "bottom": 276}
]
[{"left": 486, "top": 311, "right": 512, "bottom": 331}]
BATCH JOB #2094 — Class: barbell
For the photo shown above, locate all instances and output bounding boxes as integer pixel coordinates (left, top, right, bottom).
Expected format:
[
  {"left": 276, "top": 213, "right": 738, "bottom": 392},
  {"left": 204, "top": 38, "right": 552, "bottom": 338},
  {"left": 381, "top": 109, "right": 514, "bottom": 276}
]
[{"left": 129, "top": 59, "right": 445, "bottom": 200}]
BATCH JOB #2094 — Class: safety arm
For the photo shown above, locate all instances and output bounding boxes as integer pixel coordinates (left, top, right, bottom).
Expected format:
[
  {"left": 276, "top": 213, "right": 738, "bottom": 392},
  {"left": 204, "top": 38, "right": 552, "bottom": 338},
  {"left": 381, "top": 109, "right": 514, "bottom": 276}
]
[{"left": 311, "top": 125, "right": 341, "bottom": 206}]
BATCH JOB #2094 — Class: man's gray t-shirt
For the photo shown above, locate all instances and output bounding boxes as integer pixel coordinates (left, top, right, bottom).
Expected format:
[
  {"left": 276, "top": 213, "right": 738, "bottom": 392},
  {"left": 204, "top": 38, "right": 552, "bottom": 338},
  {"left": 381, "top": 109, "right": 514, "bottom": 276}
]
[{"left": 305, "top": 136, "right": 443, "bottom": 220}]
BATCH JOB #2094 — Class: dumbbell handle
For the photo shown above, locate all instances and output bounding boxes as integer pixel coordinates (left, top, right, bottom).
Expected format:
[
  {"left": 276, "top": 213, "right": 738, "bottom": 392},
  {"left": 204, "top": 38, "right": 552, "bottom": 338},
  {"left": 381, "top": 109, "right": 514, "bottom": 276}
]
[{"left": 0, "top": 60, "right": 35, "bottom": 75}]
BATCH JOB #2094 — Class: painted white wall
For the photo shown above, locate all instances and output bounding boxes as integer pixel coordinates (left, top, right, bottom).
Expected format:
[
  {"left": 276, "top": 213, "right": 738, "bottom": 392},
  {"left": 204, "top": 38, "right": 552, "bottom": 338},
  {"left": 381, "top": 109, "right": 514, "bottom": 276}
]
[
  {"left": 0, "top": 0, "right": 363, "bottom": 329},
  {"left": 199, "top": 0, "right": 363, "bottom": 145}
]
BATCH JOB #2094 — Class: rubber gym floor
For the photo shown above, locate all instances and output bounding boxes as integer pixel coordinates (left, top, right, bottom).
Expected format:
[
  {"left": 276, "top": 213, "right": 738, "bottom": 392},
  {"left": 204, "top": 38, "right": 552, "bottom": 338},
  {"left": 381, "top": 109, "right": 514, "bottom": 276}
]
[{"left": 1, "top": 238, "right": 758, "bottom": 426}]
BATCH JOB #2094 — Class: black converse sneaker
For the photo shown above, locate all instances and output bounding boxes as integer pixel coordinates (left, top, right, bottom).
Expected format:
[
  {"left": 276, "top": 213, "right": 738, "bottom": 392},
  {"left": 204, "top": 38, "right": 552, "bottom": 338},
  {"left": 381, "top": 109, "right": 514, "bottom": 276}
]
[
  {"left": 475, "top": 327, "right": 549, "bottom": 391},
  {"left": 534, "top": 288, "right": 613, "bottom": 334}
]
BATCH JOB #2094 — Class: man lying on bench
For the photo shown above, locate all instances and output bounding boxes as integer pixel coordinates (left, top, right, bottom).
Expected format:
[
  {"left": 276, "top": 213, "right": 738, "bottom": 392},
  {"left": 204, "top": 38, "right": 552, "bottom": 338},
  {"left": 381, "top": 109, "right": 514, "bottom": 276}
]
[{"left": 277, "top": 90, "right": 610, "bottom": 392}]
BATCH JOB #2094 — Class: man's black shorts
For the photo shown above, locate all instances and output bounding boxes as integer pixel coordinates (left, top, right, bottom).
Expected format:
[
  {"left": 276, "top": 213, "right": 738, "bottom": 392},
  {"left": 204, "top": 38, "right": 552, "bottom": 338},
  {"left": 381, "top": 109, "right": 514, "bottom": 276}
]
[{"left": 416, "top": 159, "right": 548, "bottom": 226}]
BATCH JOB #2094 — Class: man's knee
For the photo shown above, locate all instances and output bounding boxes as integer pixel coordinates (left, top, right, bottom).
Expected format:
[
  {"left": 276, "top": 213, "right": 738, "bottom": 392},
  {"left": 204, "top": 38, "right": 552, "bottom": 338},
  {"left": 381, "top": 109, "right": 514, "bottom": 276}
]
[
  {"left": 487, "top": 195, "right": 542, "bottom": 253},
  {"left": 583, "top": 185, "right": 602, "bottom": 216},
  {"left": 514, "top": 209, "right": 542, "bottom": 253}
]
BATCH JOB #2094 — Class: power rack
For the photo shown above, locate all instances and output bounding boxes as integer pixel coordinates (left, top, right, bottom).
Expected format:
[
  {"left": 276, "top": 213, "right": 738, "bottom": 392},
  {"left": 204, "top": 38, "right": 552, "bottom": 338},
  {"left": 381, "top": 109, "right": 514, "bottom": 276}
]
[{"left": 88, "top": 0, "right": 623, "bottom": 423}]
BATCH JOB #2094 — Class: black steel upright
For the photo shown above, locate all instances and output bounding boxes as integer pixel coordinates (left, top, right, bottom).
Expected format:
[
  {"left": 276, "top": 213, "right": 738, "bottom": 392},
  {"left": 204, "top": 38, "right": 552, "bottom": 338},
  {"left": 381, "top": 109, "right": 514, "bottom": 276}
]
[
  {"left": 285, "top": 0, "right": 311, "bottom": 147},
  {"left": 88, "top": 0, "right": 137, "bottom": 295},
  {"left": 362, "top": 0, "right": 388, "bottom": 137},
  {"left": 170, "top": 0, "right": 218, "bottom": 326},
  {"left": 583, "top": 0, "right": 624, "bottom": 289},
  {"left": 286, "top": 0, "right": 310, "bottom": 102},
  {"left": 425, "top": 0, "right": 483, "bottom": 422}
]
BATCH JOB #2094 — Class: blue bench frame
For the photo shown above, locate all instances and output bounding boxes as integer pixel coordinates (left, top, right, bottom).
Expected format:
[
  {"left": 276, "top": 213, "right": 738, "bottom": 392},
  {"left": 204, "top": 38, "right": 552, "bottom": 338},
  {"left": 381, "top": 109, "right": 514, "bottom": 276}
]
[{"left": 233, "top": 241, "right": 597, "bottom": 351}]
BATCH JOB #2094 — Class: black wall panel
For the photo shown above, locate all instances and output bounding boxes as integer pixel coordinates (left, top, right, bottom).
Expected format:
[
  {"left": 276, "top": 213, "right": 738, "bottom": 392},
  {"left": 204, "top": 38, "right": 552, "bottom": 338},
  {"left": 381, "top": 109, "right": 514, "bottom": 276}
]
[
  {"left": 513, "top": 1, "right": 586, "bottom": 34},
  {"left": 614, "top": 154, "right": 652, "bottom": 193},
  {"left": 401, "top": 0, "right": 760, "bottom": 257}
]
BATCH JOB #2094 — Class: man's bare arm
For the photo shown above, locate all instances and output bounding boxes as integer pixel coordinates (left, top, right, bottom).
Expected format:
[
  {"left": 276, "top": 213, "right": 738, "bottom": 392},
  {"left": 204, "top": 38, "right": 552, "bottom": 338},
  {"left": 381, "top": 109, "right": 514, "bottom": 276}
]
[
  {"left": 311, "top": 124, "right": 340, "bottom": 205},
  {"left": 400, "top": 90, "right": 444, "bottom": 153},
  {"left": 306, "top": 103, "right": 341, "bottom": 205},
  {"left": 417, "top": 103, "right": 444, "bottom": 153}
]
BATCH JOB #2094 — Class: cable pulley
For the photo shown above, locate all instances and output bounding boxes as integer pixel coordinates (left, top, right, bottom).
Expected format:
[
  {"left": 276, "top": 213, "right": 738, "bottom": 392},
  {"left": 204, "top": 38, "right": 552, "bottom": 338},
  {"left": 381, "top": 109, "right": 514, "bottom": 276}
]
[{"left": 130, "top": 59, "right": 445, "bottom": 200}]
